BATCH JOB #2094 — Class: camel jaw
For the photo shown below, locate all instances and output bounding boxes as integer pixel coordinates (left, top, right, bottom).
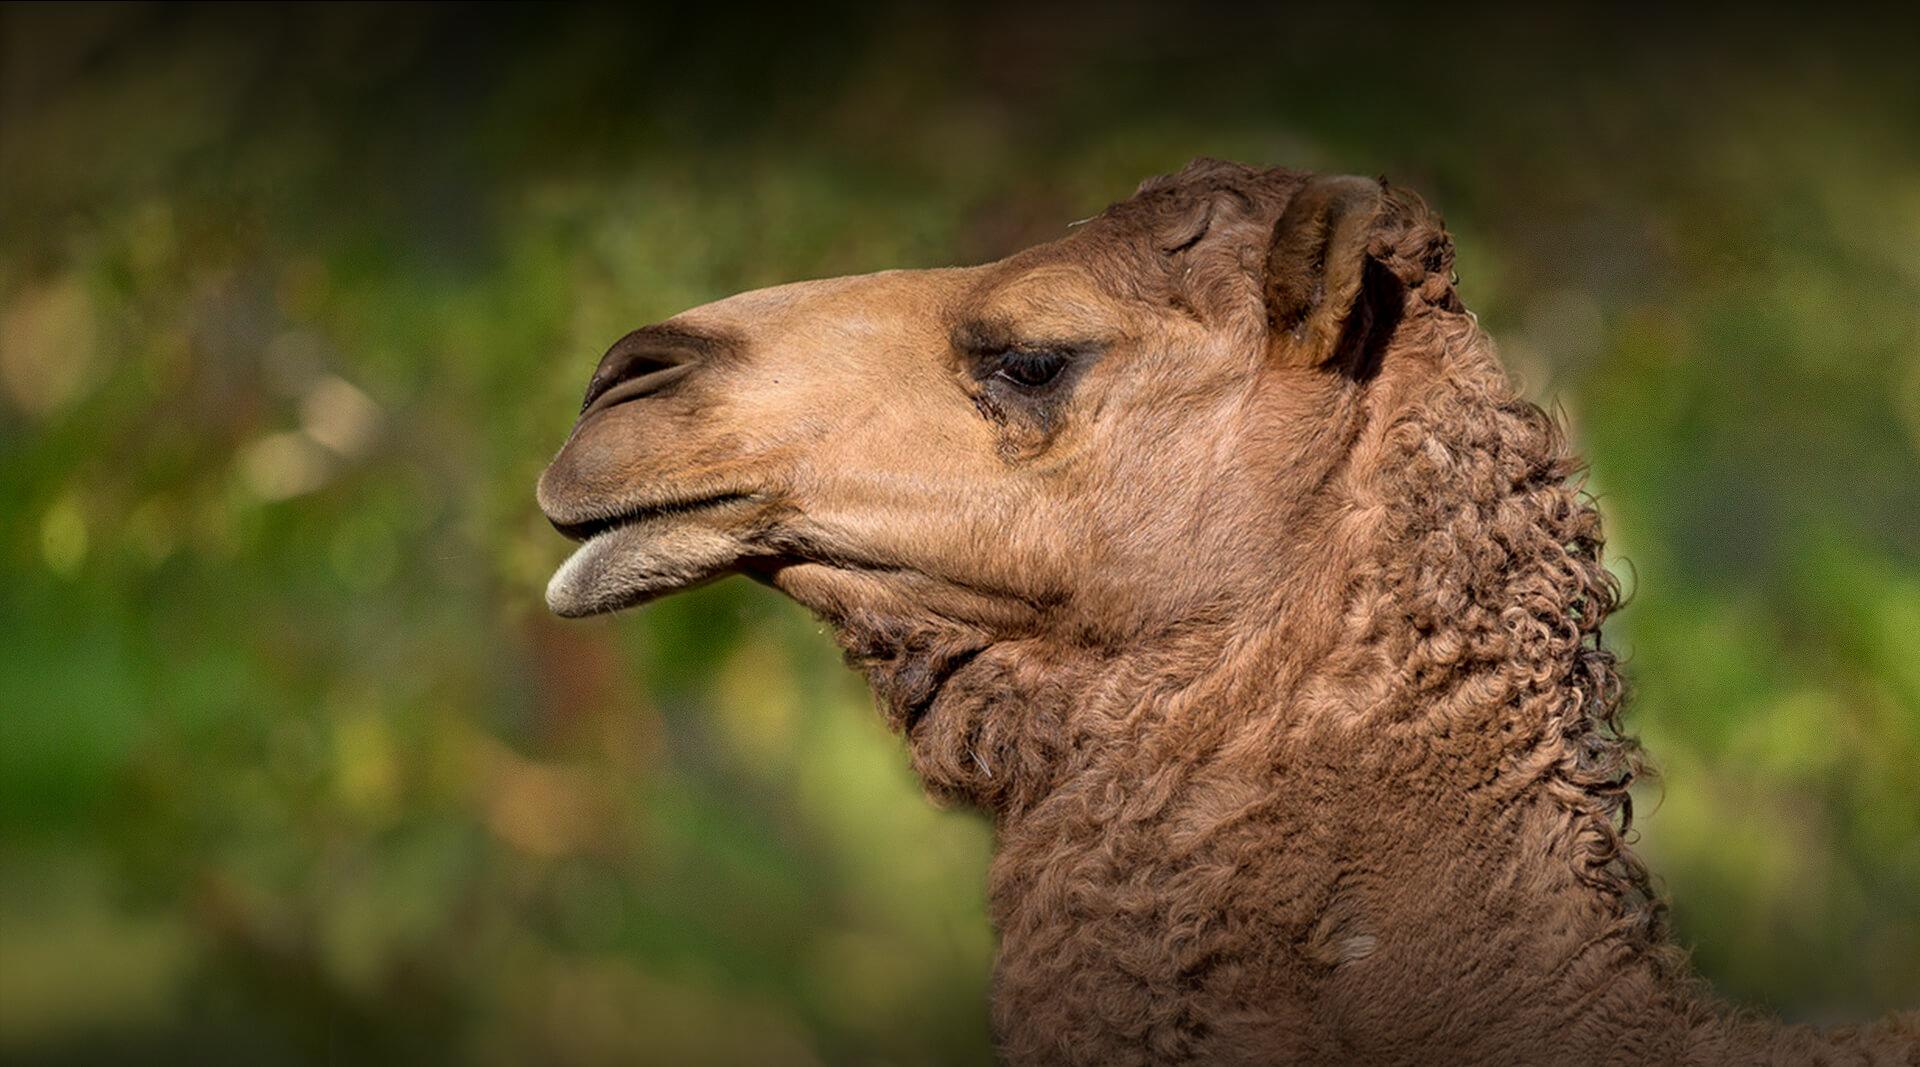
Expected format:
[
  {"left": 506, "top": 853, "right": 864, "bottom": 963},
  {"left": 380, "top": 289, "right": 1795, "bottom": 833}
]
[{"left": 544, "top": 500, "right": 758, "bottom": 617}]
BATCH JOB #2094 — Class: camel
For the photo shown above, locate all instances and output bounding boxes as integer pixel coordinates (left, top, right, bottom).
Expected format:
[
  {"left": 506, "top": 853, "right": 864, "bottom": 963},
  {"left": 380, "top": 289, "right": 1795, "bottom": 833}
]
[{"left": 536, "top": 160, "right": 1919, "bottom": 1065}]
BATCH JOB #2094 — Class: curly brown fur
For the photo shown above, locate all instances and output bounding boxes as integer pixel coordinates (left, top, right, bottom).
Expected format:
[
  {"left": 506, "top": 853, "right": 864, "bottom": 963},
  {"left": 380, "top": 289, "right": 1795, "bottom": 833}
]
[{"left": 539, "top": 159, "right": 1919, "bottom": 1065}]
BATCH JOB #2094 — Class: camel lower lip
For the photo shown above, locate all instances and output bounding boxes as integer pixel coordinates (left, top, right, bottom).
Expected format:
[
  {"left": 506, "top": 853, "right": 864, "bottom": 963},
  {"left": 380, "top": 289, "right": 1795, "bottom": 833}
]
[
  {"left": 550, "top": 491, "right": 755, "bottom": 543},
  {"left": 545, "top": 512, "right": 752, "bottom": 618}
]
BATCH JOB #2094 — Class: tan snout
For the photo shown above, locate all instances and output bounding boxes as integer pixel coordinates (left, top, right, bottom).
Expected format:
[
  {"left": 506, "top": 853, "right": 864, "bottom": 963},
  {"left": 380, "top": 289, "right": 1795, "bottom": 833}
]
[
  {"left": 536, "top": 268, "right": 987, "bottom": 618},
  {"left": 536, "top": 304, "right": 789, "bottom": 617}
]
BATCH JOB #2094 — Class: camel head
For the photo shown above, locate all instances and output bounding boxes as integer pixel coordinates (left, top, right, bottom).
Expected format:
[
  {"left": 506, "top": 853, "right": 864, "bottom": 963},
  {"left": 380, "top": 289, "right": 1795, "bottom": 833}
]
[{"left": 538, "top": 160, "right": 1460, "bottom": 732}]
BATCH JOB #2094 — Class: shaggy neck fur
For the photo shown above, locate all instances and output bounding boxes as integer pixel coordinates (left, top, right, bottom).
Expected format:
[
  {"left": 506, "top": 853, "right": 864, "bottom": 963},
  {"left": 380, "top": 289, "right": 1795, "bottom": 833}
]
[{"left": 843, "top": 311, "right": 1916, "bottom": 1064}]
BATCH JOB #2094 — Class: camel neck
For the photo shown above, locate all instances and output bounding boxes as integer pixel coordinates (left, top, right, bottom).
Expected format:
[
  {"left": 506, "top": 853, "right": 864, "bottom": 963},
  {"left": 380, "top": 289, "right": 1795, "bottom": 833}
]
[
  {"left": 957, "top": 334, "right": 1708, "bottom": 1061},
  {"left": 970, "top": 624, "right": 1696, "bottom": 1063}
]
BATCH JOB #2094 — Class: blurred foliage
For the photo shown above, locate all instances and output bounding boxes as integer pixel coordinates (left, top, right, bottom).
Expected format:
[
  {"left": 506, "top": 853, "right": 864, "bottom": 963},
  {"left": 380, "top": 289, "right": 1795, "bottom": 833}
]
[{"left": 1, "top": 4, "right": 1916, "bottom": 1063}]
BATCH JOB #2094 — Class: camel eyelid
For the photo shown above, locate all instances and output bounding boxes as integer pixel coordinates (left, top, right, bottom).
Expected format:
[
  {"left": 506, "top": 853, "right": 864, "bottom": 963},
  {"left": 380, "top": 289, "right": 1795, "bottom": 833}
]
[
  {"left": 951, "top": 315, "right": 1092, "bottom": 354},
  {"left": 954, "top": 331, "right": 1095, "bottom": 368},
  {"left": 989, "top": 347, "right": 1074, "bottom": 387}
]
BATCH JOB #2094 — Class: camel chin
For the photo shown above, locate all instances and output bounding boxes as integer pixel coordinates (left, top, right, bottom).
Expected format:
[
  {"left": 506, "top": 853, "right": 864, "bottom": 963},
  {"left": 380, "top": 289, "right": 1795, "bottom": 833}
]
[{"left": 545, "top": 518, "right": 748, "bottom": 617}]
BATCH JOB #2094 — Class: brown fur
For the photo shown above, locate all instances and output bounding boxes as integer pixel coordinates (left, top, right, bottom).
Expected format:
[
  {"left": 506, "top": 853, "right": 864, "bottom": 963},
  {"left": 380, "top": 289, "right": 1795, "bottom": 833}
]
[{"left": 537, "top": 160, "right": 1919, "bottom": 1064}]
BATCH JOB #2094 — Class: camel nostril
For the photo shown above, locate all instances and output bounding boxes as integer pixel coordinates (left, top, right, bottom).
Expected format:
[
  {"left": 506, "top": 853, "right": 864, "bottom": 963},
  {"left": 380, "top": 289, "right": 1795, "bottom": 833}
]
[
  {"left": 576, "top": 324, "right": 732, "bottom": 417},
  {"left": 580, "top": 350, "right": 682, "bottom": 412}
]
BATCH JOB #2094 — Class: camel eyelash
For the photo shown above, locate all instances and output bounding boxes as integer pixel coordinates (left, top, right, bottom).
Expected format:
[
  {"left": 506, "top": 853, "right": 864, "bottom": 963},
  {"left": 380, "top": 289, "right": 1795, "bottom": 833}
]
[{"left": 988, "top": 347, "right": 1075, "bottom": 389}]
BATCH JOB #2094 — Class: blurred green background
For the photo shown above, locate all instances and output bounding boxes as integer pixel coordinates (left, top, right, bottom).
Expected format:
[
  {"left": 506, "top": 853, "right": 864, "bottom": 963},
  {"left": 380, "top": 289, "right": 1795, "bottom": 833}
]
[{"left": 2, "top": 4, "right": 1916, "bottom": 1064}]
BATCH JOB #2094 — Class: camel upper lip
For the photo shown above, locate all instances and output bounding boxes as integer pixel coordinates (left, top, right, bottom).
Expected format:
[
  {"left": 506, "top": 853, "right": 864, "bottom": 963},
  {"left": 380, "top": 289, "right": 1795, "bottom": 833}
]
[{"left": 548, "top": 491, "right": 757, "bottom": 543}]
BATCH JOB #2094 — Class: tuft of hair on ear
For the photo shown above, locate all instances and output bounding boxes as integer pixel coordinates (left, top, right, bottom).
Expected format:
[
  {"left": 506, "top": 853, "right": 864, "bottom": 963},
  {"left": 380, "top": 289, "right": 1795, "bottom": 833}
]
[
  {"left": 1265, "top": 174, "right": 1460, "bottom": 381},
  {"left": 1367, "top": 182, "right": 1461, "bottom": 315}
]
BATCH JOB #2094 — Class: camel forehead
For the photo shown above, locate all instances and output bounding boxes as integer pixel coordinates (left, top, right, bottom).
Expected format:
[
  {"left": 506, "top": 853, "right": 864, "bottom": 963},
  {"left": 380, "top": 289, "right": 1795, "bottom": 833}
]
[{"left": 924, "top": 262, "right": 1141, "bottom": 353}]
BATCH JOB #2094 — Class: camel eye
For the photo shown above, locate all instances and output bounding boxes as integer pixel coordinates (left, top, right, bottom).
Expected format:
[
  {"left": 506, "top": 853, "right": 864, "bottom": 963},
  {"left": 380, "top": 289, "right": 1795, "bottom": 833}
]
[{"left": 993, "top": 349, "right": 1071, "bottom": 389}]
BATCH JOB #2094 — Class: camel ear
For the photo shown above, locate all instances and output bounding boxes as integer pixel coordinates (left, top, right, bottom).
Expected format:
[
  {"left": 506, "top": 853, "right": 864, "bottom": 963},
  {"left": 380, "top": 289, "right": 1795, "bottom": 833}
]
[{"left": 1264, "top": 175, "right": 1402, "bottom": 379}]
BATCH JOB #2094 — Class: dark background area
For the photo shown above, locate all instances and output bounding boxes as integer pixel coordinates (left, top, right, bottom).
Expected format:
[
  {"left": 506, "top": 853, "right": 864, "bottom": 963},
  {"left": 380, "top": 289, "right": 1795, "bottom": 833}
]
[{"left": 3, "top": 4, "right": 1916, "bottom": 1063}]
